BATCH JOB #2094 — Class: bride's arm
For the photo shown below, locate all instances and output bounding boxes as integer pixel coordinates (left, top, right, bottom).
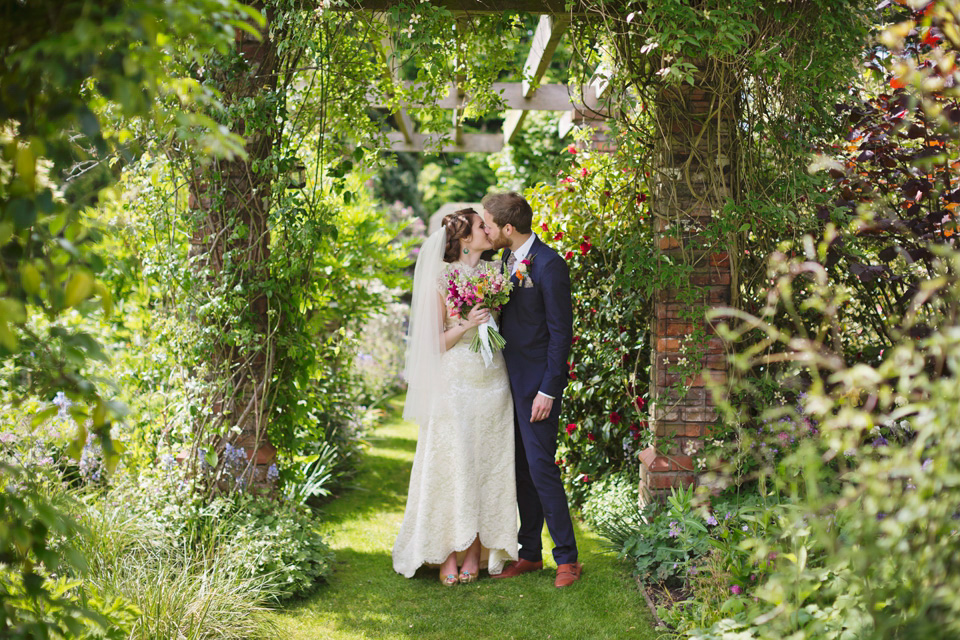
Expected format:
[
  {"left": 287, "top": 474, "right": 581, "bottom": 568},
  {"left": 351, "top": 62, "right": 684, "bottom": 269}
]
[{"left": 440, "top": 293, "right": 489, "bottom": 350}]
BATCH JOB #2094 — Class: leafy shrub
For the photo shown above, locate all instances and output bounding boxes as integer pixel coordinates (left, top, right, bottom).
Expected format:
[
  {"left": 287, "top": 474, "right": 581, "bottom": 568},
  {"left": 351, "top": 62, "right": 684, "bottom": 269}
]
[
  {"left": 615, "top": 485, "right": 712, "bottom": 587},
  {"left": 580, "top": 469, "right": 642, "bottom": 534},
  {"left": 0, "top": 465, "right": 138, "bottom": 639},
  {"left": 524, "top": 142, "right": 653, "bottom": 498},
  {"left": 224, "top": 495, "right": 334, "bottom": 600}
]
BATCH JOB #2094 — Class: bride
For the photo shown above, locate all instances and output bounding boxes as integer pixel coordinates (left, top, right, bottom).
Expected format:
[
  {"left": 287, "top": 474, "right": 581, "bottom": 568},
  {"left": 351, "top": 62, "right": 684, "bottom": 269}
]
[{"left": 392, "top": 208, "right": 518, "bottom": 585}]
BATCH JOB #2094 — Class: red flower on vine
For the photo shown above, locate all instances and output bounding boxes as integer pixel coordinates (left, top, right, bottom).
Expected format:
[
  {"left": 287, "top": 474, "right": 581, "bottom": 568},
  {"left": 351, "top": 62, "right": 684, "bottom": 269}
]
[
  {"left": 580, "top": 240, "right": 592, "bottom": 255},
  {"left": 587, "top": 433, "right": 596, "bottom": 442},
  {"left": 581, "top": 168, "right": 589, "bottom": 177},
  {"left": 565, "top": 423, "right": 577, "bottom": 435},
  {"left": 554, "top": 231, "right": 564, "bottom": 241},
  {"left": 567, "top": 144, "right": 577, "bottom": 154},
  {"left": 541, "top": 222, "right": 550, "bottom": 233},
  {"left": 564, "top": 250, "right": 574, "bottom": 260},
  {"left": 635, "top": 396, "right": 647, "bottom": 411},
  {"left": 610, "top": 411, "right": 622, "bottom": 425}
]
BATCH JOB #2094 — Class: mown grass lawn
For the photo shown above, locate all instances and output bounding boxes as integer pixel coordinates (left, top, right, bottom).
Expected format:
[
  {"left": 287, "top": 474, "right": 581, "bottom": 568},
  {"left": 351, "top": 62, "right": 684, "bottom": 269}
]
[{"left": 267, "top": 397, "right": 659, "bottom": 640}]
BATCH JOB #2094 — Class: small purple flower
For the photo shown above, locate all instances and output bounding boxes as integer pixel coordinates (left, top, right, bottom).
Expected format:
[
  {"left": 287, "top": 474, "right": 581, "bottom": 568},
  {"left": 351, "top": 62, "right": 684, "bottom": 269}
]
[
  {"left": 742, "top": 525, "right": 749, "bottom": 532},
  {"left": 922, "top": 458, "right": 933, "bottom": 471},
  {"left": 668, "top": 521, "right": 681, "bottom": 538},
  {"left": 730, "top": 585, "right": 742, "bottom": 595},
  {"left": 706, "top": 514, "right": 718, "bottom": 526},
  {"left": 53, "top": 391, "right": 72, "bottom": 419},
  {"left": 267, "top": 463, "right": 279, "bottom": 483},
  {"left": 872, "top": 436, "right": 888, "bottom": 447}
]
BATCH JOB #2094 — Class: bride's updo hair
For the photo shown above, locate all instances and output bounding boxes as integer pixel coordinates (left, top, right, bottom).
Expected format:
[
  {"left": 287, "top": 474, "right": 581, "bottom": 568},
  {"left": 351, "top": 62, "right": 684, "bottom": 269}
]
[{"left": 441, "top": 208, "right": 479, "bottom": 263}]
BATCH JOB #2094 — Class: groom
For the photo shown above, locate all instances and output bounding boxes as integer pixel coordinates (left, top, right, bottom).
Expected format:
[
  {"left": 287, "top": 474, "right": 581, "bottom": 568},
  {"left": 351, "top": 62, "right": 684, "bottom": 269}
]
[{"left": 481, "top": 192, "right": 581, "bottom": 588}]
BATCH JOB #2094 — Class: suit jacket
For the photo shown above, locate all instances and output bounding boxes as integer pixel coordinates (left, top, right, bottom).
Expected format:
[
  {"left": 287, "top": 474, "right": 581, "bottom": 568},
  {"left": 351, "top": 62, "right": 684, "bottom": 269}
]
[{"left": 500, "top": 236, "right": 573, "bottom": 402}]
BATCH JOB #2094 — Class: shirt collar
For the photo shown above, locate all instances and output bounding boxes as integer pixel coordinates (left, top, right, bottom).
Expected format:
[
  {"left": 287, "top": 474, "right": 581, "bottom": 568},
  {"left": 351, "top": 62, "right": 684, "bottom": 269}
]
[{"left": 512, "top": 233, "right": 538, "bottom": 263}]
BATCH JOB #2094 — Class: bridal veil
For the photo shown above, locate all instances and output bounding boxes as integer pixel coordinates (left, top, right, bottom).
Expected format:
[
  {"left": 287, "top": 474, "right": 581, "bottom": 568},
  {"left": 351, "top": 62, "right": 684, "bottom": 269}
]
[{"left": 402, "top": 227, "right": 446, "bottom": 425}]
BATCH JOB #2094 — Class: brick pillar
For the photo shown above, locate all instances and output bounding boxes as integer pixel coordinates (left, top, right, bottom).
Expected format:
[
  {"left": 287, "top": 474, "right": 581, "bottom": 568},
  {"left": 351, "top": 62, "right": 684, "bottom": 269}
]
[{"left": 639, "top": 69, "right": 734, "bottom": 502}]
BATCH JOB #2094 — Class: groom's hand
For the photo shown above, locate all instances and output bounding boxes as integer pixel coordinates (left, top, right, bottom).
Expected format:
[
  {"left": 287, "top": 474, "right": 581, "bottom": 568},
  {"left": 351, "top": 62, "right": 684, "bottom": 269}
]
[{"left": 530, "top": 394, "right": 553, "bottom": 423}]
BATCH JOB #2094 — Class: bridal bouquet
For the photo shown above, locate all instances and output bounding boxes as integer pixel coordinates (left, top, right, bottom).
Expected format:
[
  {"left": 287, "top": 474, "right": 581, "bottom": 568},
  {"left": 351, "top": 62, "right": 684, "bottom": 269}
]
[{"left": 445, "top": 263, "right": 513, "bottom": 359}]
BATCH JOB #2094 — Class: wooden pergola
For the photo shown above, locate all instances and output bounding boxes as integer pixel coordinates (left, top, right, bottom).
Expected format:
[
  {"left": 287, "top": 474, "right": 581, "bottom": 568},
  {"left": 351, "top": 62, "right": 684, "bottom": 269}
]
[{"left": 200, "top": 0, "right": 732, "bottom": 499}]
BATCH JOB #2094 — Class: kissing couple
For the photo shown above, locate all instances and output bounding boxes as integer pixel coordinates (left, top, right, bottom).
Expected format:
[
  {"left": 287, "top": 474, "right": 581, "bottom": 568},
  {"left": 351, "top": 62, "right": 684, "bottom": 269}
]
[{"left": 392, "top": 191, "right": 582, "bottom": 588}]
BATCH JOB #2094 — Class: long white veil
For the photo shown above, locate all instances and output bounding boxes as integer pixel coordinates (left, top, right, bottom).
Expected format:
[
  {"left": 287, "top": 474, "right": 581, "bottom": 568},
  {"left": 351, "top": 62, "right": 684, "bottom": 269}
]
[{"left": 402, "top": 227, "right": 447, "bottom": 425}]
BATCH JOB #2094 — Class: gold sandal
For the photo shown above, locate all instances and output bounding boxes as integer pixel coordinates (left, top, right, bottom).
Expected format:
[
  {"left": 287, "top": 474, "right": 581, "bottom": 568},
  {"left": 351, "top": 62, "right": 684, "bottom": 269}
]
[
  {"left": 458, "top": 570, "right": 478, "bottom": 584},
  {"left": 440, "top": 573, "right": 459, "bottom": 586}
]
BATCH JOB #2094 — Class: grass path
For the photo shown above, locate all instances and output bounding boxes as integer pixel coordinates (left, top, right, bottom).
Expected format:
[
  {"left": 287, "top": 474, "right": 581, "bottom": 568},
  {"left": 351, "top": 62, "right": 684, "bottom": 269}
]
[{"left": 267, "top": 397, "right": 659, "bottom": 640}]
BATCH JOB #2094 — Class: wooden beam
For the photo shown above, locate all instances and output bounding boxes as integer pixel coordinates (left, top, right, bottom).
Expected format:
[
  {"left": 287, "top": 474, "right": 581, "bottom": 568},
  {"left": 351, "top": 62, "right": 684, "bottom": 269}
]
[
  {"left": 522, "top": 15, "right": 569, "bottom": 97},
  {"left": 503, "top": 109, "right": 526, "bottom": 144},
  {"left": 558, "top": 110, "right": 574, "bottom": 138},
  {"left": 503, "top": 14, "right": 569, "bottom": 144},
  {"left": 368, "top": 82, "right": 597, "bottom": 111},
  {"left": 591, "top": 61, "right": 613, "bottom": 100},
  {"left": 342, "top": 0, "right": 577, "bottom": 15},
  {"left": 382, "top": 132, "right": 504, "bottom": 153}
]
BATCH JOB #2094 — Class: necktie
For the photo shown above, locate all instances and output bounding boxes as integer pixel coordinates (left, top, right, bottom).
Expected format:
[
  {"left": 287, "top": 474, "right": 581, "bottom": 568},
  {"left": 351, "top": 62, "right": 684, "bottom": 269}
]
[{"left": 506, "top": 251, "right": 516, "bottom": 276}]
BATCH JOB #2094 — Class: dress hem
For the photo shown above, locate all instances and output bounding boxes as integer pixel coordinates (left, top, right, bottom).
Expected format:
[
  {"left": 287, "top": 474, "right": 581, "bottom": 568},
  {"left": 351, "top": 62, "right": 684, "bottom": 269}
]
[{"left": 393, "top": 532, "right": 518, "bottom": 579}]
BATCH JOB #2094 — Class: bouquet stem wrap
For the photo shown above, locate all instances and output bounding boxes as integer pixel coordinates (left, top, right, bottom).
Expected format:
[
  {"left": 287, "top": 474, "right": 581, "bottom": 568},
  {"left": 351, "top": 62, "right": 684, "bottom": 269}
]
[{"left": 471, "top": 316, "right": 505, "bottom": 367}]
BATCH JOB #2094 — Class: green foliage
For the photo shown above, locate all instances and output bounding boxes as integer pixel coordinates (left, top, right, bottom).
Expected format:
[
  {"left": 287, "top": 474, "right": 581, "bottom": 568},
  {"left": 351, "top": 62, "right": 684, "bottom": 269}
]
[
  {"left": 72, "top": 478, "right": 285, "bottom": 638},
  {"left": 489, "top": 112, "right": 571, "bottom": 192},
  {"left": 0, "top": 464, "right": 137, "bottom": 639},
  {"left": 418, "top": 155, "right": 497, "bottom": 213},
  {"left": 1, "top": 1, "right": 253, "bottom": 634},
  {"left": 634, "top": 7, "right": 960, "bottom": 637}
]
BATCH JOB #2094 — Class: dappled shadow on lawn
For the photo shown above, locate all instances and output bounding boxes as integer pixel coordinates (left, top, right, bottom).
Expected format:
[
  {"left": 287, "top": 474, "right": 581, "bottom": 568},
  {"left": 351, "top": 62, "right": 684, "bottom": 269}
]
[{"left": 318, "top": 450, "right": 413, "bottom": 526}]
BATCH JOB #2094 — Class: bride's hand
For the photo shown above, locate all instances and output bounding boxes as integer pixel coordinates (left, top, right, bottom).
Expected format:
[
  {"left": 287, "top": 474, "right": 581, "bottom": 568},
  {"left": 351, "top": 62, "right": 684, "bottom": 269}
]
[{"left": 464, "top": 306, "right": 490, "bottom": 328}]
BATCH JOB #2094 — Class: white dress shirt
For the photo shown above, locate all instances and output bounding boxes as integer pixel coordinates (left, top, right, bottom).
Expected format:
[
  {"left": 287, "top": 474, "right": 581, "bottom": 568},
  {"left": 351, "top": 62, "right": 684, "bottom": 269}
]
[{"left": 509, "top": 233, "right": 537, "bottom": 275}]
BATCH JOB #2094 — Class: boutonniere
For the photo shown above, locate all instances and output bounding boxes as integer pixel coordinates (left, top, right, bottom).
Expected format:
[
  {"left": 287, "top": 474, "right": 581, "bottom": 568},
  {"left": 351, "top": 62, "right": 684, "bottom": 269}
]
[{"left": 517, "top": 253, "right": 536, "bottom": 288}]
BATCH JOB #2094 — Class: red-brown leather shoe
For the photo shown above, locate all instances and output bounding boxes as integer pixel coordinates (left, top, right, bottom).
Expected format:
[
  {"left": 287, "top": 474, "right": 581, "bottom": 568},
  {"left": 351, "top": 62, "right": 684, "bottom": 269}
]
[
  {"left": 554, "top": 562, "right": 582, "bottom": 588},
  {"left": 492, "top": 558, "right": 543, "bottom": 579}
]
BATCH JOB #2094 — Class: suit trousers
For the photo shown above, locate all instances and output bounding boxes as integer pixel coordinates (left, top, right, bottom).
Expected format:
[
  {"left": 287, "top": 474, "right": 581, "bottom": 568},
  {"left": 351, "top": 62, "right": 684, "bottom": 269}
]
[{"left": 513, "top": 397, "right": 578, "bottom": 566}]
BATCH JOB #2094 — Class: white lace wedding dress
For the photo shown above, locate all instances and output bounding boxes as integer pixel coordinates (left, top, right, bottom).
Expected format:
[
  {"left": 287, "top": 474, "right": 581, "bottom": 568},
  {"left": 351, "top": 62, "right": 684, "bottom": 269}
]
[{"left": 392, "top": 262, "right": 519, "bottom": 578}]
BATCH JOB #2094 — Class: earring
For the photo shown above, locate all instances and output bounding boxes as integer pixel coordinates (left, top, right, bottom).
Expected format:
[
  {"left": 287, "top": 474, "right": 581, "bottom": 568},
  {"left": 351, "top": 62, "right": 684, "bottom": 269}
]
[{"left": 463, "top": 248, "right": 469, "bottom": 254}]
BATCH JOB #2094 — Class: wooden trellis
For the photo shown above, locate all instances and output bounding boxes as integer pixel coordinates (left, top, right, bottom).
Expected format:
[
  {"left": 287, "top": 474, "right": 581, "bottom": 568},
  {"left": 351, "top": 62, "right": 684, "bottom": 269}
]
[{"left": 367, "top": 10, "right": 610, "bottom": 153}]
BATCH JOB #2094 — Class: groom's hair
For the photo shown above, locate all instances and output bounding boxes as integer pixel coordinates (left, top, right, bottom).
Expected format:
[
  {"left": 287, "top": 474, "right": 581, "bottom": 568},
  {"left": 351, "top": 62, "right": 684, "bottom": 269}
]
[{"left": 482, "top": 192, "right": 532, "bottom": 234}]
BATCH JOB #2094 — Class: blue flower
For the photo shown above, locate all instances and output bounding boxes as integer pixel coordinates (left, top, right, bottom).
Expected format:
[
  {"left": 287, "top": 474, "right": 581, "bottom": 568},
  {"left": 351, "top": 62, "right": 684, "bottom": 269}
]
[{"left": 706, "top": 514, "right": 718, "bottom": 526}]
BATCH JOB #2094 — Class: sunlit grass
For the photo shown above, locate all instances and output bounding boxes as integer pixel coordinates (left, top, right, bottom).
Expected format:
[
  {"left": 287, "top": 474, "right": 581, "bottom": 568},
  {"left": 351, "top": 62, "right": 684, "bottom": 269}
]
[{"left": 267, "top": 396, "right": 659, "bottom": 640}]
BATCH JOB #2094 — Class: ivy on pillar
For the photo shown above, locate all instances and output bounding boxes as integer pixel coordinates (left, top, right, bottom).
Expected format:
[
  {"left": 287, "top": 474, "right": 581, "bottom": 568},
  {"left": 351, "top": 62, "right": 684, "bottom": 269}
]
[
  {"left": 639, "top": 67, "right": 734, "bottom": 502},
  {"left": 185, "top": 5, "right": 278, "bottom": 491}
]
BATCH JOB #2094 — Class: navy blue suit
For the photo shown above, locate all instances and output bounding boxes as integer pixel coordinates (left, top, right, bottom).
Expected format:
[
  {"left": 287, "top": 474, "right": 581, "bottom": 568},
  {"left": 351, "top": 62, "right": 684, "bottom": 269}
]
[{"left": 500, "top": 236, "right": 578, "bottom": 565}]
